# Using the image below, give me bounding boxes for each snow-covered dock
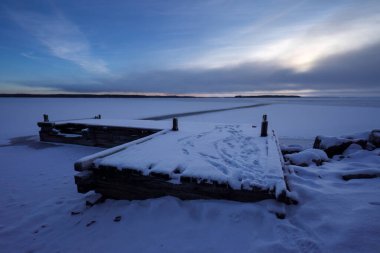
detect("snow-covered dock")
[37,117,167,147]
[38,116,287,204]
[38,117,291,203]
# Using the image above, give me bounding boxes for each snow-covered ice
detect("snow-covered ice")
[1,97,380,253]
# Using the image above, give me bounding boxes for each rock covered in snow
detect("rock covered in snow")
[341,131,370,140]
[366,142,376,151]
[343,143,363,156]
[369,130,380,147]
[285,148,328,166]
[313,135,367,158]
[280,144,304,155]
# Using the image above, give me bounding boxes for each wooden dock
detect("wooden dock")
[37,116,166,148]
[38,116,293,203]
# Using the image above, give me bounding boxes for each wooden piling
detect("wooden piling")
[260,114,268,137]
[172,117,178,131]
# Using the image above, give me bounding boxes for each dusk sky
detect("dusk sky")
[0,0,379,96]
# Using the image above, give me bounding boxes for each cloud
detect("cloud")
[9,10,109,74]
[0,82,62,94]
[20,51,42,60]
[290,42,380,88]
[35,41,379,96]
[182,2,380,73]
[4,1,380,96]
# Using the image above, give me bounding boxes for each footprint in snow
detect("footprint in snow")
[275,224,321,253]
[206,159,229,175]
[199,152,219,160]
[86,220,96,227]
[229,213,241,223]
[182,148,190,155]
[33,224,47,234]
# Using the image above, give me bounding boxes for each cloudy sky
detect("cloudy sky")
[0,0,379,96]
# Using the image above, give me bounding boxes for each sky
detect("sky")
[0,0,379,96]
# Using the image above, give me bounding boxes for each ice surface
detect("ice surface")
[182,103,380,140]
[1,97,380,253]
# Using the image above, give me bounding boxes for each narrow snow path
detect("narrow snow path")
[141,103,270,120]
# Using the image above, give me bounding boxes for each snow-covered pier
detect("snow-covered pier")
[37,116,164,147]
[38,117,291,203]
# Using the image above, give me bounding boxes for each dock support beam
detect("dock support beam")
[172,117,178,131]
[260,114,268,137]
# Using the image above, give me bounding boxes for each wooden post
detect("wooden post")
[172,118,178,131]
[260,114,268,137]
[43,114,49,122]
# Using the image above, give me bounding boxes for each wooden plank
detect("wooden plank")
[74,166,279,203]
[74,129,171,171]
[37,121,163,148]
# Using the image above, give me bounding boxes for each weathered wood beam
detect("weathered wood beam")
[74,129,171,171]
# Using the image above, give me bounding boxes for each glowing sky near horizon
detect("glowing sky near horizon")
[0,0,379,96]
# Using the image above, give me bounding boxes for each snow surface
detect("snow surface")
[181,103,380,144]
[0,97,255,143]
[92,122,286,192]
[76,129,171,171]
[1,97,380,253]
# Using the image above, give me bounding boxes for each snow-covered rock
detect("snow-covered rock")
[366,142,377,151]
[369,130,380,147]
[343,143,363,156]
[341,131,370,140]
[280,144,304,155]
[285,148,328,166]
[313,135,367,158]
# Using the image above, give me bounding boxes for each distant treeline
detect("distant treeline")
[234,95,300,98]
[0,93,301,98]
[0,94,197,98]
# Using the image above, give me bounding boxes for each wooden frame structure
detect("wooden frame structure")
[38,118,160,148]
[38,116,293,204]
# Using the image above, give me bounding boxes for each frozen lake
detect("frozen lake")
[0,96,380,253]
[1,96,380,144]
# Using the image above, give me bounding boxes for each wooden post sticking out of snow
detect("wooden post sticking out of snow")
[260,114,268,137]
[43,114,49,122]
[172,117,178,131]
